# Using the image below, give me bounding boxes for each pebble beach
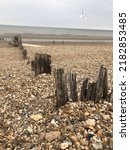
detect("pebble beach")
[0,40,113,150]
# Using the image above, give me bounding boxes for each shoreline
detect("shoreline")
[1,33,113,45]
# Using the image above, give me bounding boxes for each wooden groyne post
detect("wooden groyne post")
[80,65,108,102]
[95,65,108,102]
[11,34,22,48]
[69,73,78,102]
[31,53,51,76]
[54,68,69,109]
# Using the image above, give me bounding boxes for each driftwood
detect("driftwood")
[55,68,69,109]
[69,73,78,102]
[32,53,51,76]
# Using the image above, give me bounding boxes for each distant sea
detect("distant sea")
[0,25,113,43]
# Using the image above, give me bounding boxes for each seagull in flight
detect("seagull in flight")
[80,10,87,21]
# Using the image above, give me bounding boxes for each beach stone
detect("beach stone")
[39,132,46,143]
[31,94,37,100]
[103,114,110,120]
[95,124,101,130]
[109,138,113,149]
[27,125,33,133]
[80,138,87,146]
[83,130,88,138]
[84,111,89,116]
[92,142,103,150]
[81,145,85,149]
[51,119,59,127]
[0,129,4,136]
[69,135,78,142]
[75,141,81,149]
[45,131,60,142]
[30,114,43,121]
[18,109,23,114]
[59,142,69,149]
[84,119,96,128]
[84,146,89,150]
[87,132,94,140]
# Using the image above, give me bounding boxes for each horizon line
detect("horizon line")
[0,24,113,31]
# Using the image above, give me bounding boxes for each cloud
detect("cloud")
[0,0,112,29]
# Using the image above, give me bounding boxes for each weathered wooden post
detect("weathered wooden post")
[86,82,94,100]
[80,79,96,101]
[107,88,113,102]
[69,73,78,101]
[22,49,27,59]
[109,89,113,102]
[80,65,108,102]
[95,65,108,102]
[55,68,69,109]
[12,34,22,48]
[90,82,97,100]
[32,53,51,76]
[31,60,35,71]
[80,78,89,101]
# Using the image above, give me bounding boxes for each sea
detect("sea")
[0,24,113,43]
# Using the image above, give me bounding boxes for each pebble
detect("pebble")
[30,114,43,121]
[103,114,110,120]
[92,142,103,150]
[74,141,81,149]
[69,135,78,142]
[51,119,59,127]
[59,142,69,149]
[39,132,46,143]
[84,119,96,128]
[45,131,61,142]
[19,109,23,114]
[84,111,90,116]
[109,138,113,149]
[80,138,87,146]
[27,125,33,133]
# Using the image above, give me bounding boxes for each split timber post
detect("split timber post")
[54,68,69,109]
[80,78,89,101]
[32,53,51,76]
[69,73,78,101]
[80,65,108,102]
[80,78,96,101]
[95,65,108,102]
[12,34,22,48]
[31,60,35,71]
[22,49,27,59]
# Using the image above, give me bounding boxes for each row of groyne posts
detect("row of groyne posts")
[9,34,28,60]
[10,34,113,109]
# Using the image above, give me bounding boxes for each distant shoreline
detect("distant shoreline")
[1,33,112,44]
[0,24,113,44]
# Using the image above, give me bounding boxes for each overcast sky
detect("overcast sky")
[0,0,113,30]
